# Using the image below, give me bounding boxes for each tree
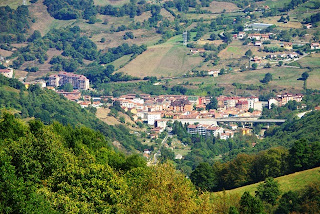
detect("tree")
[239,192,264,214]
[251,63,258,70]
[210,33,218,41]
[119,116,125,123]
[206,97,218,110]
[261,73,273,83]
[289,139,312,171]
[301,72,309,80]
[255,177,281,205]
[264,62,271,68]
[245,49,253,58]
[278,61,283,66]
[190,162,217,191]
[275,191,300,214]
[61,83,73,92]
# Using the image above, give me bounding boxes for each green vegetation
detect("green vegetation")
[0,113,211,213]
[0,6,29,44]
[43,0,97,20]
[0,75,146,152]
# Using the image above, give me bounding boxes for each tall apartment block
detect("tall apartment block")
[48,72,89,90]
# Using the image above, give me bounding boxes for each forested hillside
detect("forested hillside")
[0,113,319,213]
[0,114,212,213]
[0,75,146,152]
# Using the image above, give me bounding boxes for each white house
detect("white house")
[147,112,161,125]
[0,68,13,78]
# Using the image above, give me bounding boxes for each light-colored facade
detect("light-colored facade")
[147,112,161,125]
[48,71,89,90]
[0,68,13,78]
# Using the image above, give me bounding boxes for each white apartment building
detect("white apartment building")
[48,71,89,90]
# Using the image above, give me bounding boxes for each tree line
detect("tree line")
[190,139,320,192]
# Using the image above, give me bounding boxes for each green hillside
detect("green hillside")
[216,166,320,196]
[0,75,147,152]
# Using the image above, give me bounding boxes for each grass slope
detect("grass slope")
[0,0,30,9]
[117,34,203,78]
[215,167,320,196]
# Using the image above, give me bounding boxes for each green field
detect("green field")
[94,0,130,6]
[108,54,132,70]
[0,0,29,8]
[264,0,291,9]
[298,54,320,68]
[169,66,311,91]
[215,167,320,197]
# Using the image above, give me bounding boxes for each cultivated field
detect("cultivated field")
[117,34,203,78]
[207,1,239,13]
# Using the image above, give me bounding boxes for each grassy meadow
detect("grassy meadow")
[214,166,320,197]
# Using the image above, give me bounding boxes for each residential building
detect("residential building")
[0,68,13,78]
[48,71,90,90]
[311,43,320,50]
[147,112,161,125]
[268,98,279,109]
[276,93,303,106]
[207,70,220,77]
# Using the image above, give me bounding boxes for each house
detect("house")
[0,68,13,78]
[147,112,161,126]
[288,52,299,58]
[260,34,270,41]
[233,34,238,40]
[241,128,252,135]
[57,90,81,101]
[255,41,262,46]
[248,33,269,41]
[206,126,224,137]
[276,93,303,106]
[268,98,279,109]
[190,48,206,54]
[170,99,193,112]
[311,43,320,50]
[305,23,312,29]
[251,56,262,63]
[207,70,220,77]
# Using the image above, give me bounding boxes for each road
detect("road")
[148,135,168,166]
[163,118,286,125]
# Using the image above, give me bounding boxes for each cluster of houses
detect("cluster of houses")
[60,92,304,128]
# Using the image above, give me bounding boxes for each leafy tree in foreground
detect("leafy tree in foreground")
[255,177,281,205]
[275,191,300,214]
[239,192,264,214]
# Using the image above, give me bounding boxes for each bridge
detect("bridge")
[164,118,286,126]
